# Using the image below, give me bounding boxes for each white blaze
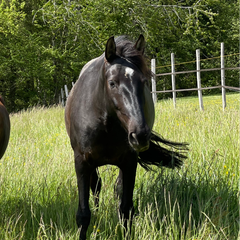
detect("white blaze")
[125,67,134,78]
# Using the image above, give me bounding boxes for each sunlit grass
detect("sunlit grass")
[0,93,239,239]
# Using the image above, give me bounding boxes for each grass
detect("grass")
[0,93,239,240]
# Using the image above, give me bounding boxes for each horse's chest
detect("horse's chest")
[85,129,131,164]
[93,130,128,152]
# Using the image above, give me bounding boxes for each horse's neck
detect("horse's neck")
[79,55,102,79]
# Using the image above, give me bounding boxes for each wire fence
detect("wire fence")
[60,43,240,111]
[151,43,240,111]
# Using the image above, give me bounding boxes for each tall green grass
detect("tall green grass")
[0,93,239,239]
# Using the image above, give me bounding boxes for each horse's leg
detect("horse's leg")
[90,168,102,208]
[74,152,93,240]
[119,154,138,235]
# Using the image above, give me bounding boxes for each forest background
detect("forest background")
[0,0,239,112]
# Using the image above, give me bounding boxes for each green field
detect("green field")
[0,93,239,240]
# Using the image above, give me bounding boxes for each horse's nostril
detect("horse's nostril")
[129,131,150,152]
[129,133,139,146]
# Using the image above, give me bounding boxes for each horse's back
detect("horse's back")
[0,99,10,159]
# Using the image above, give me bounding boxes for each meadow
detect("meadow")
[0,93,239,240]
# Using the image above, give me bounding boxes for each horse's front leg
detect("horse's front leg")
[118,153,138,235]
[74,152,93,240]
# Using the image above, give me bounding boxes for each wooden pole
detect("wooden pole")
[196,49,204,111]
[171,53,176,108]
[61,88,64,106]
[64,85,69,98]
[221,42,226,110]
[151,59,157,104]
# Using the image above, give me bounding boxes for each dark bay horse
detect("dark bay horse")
[0,95,10,160]
[65,35,187,240]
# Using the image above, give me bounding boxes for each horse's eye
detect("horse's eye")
[109,81,115,89]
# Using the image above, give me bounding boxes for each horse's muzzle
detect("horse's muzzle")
[129,132,150,152]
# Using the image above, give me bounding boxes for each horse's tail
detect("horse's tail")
[138,132,188,170]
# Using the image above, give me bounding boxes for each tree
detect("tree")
[0,0,239,111]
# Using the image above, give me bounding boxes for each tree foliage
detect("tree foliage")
[0,0,239,111]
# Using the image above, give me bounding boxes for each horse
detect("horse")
[65,35,188,240]
[0,95,10,160]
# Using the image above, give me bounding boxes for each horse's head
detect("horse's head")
[104,35,155,152]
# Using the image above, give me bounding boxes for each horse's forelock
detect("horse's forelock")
[114,36,151,79]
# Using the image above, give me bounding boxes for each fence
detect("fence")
[151,42,240,110]
[60,43,240,110]
[59,82,74,107]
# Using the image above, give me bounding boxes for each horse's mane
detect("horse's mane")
[114,36,152,79]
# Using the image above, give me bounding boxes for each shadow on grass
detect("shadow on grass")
[0,184,79,239]
[134,170,239,239]
[0,169,239,239]
[0,179,120,240]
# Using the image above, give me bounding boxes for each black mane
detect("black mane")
[114,36,152,79]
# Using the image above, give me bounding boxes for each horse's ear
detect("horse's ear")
[105,36,116,62]
[134,34,145,54]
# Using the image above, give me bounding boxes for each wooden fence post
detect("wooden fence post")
[221,42,226,110]
[64,85,69,99]
[61,88,64,106]
[196,49,204,111]
[171,53,176,108]
[151,59,157,104]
